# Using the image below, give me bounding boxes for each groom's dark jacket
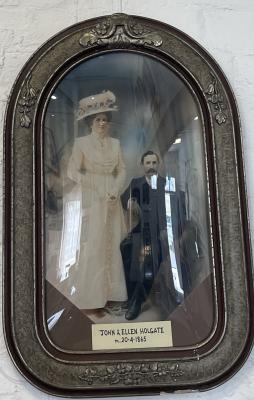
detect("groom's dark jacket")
[121,175,171,288]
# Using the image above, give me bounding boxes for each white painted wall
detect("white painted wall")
[1,0,254,399]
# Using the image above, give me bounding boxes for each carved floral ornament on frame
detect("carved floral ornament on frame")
[3,13,253,397]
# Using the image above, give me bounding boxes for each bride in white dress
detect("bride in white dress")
[67,91,127,311]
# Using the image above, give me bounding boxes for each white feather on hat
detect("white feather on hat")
[76,90,118,120]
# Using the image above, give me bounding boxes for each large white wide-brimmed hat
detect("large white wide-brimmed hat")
[76,90,118,120]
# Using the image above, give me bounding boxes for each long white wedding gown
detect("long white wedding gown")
[66,130,127,309]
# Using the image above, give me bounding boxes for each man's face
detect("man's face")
[142,154,159,177]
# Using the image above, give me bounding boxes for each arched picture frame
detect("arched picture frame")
[3,13,254,396]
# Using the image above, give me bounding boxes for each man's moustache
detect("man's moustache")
[148,169,156,173]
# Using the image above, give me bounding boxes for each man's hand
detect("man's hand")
[127,198,141,218]
[127,197,138,209]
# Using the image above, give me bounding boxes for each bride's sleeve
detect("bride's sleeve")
[113,140,126,195]
[67,140,85,184]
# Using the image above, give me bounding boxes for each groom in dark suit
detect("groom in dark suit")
[121,151,177,320]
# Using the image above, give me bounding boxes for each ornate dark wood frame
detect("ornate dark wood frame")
[3,13,254,396]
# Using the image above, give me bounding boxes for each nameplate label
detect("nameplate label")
[92,321,172,350]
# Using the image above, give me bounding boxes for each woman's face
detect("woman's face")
[91,113,109,136]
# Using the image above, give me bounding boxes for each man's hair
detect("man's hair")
[141,150,160,164]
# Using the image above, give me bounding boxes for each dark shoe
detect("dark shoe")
[125,297,142,320]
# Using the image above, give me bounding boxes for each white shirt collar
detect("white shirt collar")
[145,174,158,189]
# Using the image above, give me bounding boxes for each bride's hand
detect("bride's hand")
[106,192,118,202]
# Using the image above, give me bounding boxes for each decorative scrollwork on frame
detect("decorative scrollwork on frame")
[78,362,184,386]
[205,74,227,125]
[18,74,37,128]
[79,14,163,48]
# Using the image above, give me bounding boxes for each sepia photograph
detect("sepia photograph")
[44,51,214,352]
